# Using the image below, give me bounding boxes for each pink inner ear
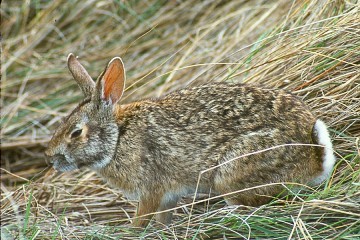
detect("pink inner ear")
[103,59,125,103]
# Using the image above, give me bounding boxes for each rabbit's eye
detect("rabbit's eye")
[71,129,83,138]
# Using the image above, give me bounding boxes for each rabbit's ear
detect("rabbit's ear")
[95,57,125,105]
[67,53,95,97]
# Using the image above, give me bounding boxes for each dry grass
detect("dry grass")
[1,0,359,239]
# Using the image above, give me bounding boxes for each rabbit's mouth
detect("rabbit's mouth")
[49,154,78,172]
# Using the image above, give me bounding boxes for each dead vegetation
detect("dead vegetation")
[1,0,359,239]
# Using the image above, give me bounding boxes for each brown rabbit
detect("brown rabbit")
[45,53,335,227]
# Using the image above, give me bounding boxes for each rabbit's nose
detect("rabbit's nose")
[44,154,53,166]
[44,150,54,165]
[44,148,55,157]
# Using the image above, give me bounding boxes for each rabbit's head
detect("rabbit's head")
[45,53,125,172]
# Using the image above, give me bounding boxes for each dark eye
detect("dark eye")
[71,129,82,138]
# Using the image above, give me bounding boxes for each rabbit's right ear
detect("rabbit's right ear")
[94,57,125,106]
[67,53,95,97]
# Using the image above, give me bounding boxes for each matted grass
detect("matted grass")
[1,0,359,239]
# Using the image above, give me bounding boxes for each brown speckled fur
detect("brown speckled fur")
[45,54,326,227]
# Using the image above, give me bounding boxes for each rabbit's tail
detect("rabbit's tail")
[311,119,336,184]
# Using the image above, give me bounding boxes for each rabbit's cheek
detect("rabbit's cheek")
[53,161,77,172]
[51,154,78,172]
[89,155,112,170]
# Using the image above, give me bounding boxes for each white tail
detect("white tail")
[312,119,336,184]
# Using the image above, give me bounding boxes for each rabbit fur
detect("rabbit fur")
[45,53,335,227]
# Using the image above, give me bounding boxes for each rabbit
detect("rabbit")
[45,53,336,227]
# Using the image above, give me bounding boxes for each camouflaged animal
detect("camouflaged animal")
[45,53,335,227]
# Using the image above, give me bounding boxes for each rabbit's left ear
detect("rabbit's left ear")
[95,57,125,105]
[67,53,95,97]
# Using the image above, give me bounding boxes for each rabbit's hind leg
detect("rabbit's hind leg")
[223,190,274,207]
[220,183,283,207]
